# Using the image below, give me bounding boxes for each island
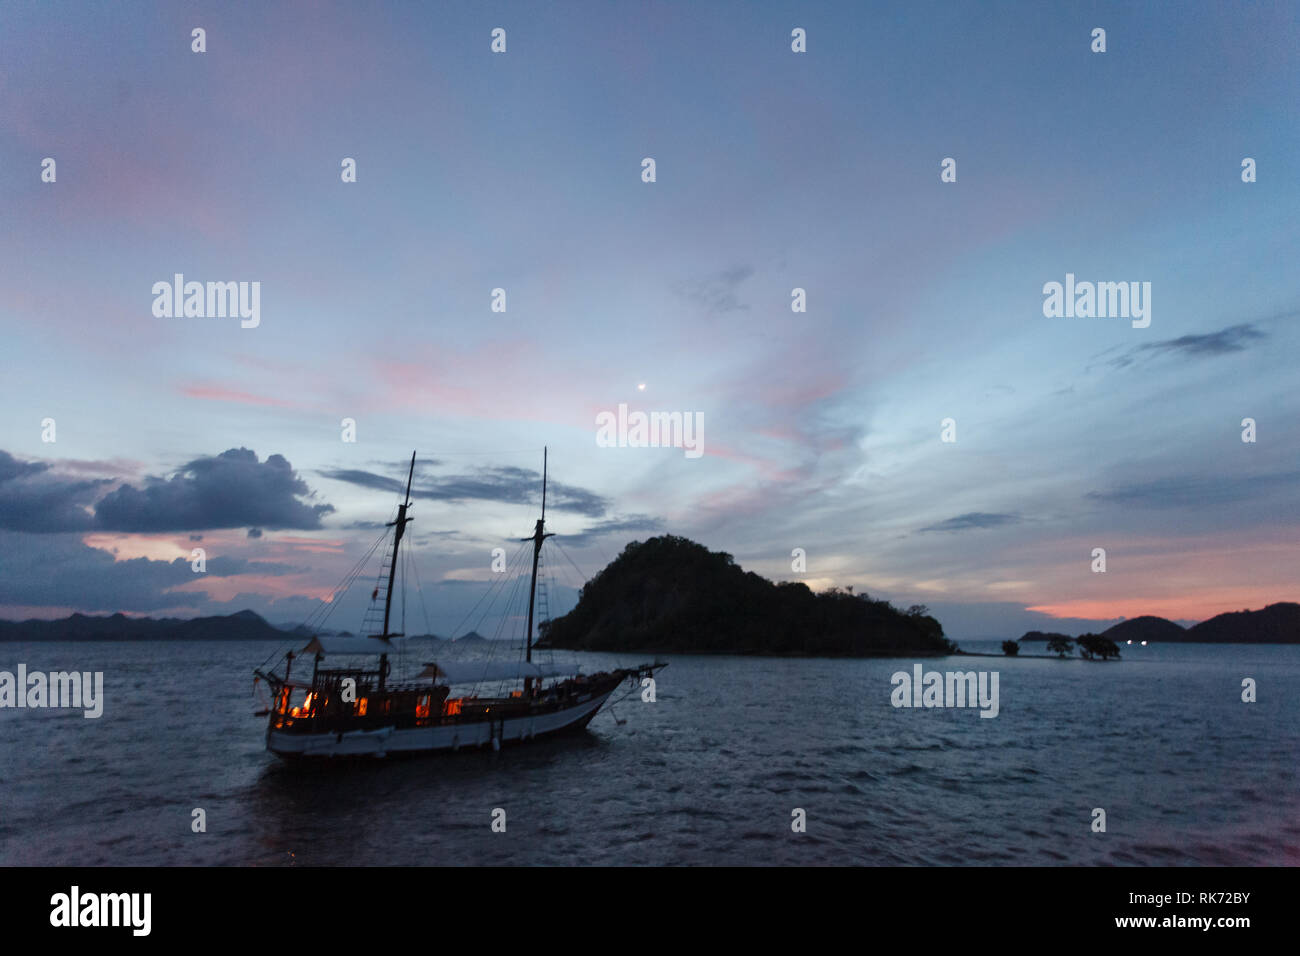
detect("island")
[0,608,291,642]
[1017,603,1300,645]
[535,535,953,657]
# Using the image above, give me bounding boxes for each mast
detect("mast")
[523,447,554,663]
[382,451,416,638]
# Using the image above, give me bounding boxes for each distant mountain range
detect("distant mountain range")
[0,609,290,642]
[0,610,486,643]
[4,597,1295,648]
[1019,603,1300,644]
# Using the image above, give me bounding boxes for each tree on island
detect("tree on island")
[1018,630,1072,643]
[1001,640,1020,656]
[1046,636,1074,658]
[1076,633,1122,661]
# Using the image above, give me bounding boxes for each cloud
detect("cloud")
[1108,323,1265,368]
[1,449,334,535]
[320,464,609,518]
[919,512,1022,533]
[0,531,303,612]
[319,468,405,495]
[94,448,334,532]
[673,265,754,314]
[1085,471,1300,509]
[0,451,109,532]
[561,514,665,545]
[180,385,301,408]
[0,452,45,483]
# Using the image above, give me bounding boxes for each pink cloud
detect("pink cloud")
[1027,591,1292,625]
[181,384,303,409]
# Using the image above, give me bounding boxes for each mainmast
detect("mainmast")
[382,451,416,639]
[523,447,554,664]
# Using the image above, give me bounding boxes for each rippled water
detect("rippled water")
[1,639,1296,865]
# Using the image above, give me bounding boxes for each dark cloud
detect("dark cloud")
[919,512,1022,533]
[94,448,334,532]
[673,265,754,314]
[196,555,300,577]
[1107,323,1265,369]
[0,450,108,532]
[384,456,442,472]
[321,464,609,518]
[1085,471,1300,509]
[247,527,263,538]
[0,451,47,483]
[0,531,302,612]
[0,448,332,535]
[560,514,665,545]
[1139,323,1266,356]
[320,468,405,495]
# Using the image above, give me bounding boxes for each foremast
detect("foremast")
[375,450,416,689]
[522,447,554,690]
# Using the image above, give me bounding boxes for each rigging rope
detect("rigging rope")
[441,539,529,641]
[256,527,389,670]
[552,539,593,589]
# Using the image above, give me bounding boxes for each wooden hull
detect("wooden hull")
[266,687,614,759]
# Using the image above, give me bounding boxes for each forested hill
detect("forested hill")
[535,535,951,656]
[1018,603,1300,644]
[1184,603,1300,643]
[0,609,289,641]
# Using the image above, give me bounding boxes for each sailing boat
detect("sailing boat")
[254,449,664,759]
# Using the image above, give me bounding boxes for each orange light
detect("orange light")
[357,697,368,716]
[443,698,463,716]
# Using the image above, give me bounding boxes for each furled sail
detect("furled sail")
[301,636,396,656]
[419,660,580,684]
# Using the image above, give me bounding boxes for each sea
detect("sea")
[1,639,1296,865]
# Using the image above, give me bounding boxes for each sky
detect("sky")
[1,1,1297,641]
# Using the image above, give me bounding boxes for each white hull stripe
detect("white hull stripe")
[267,691,612,757]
